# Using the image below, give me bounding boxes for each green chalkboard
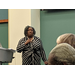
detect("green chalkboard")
[40,10,75,65]
[0,23,8,65]
[0,9,8,20]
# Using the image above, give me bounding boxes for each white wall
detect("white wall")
[31,9,40,37]
[8,9,40,65]
[8,9,31,65]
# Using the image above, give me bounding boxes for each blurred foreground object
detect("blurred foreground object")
[48,43,75,65]
[0,47,16,65]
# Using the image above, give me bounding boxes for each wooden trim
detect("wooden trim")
[0,19,8,23]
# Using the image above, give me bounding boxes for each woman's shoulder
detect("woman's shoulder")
[34,36,43,44]
[19,37,25,42]
[34,36,40,40]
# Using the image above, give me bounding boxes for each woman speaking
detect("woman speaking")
[16,26,48,65]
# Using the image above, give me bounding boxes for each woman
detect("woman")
[56,33,75,48]
[16,26,48,65]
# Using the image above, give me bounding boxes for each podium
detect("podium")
[0,47,16,65]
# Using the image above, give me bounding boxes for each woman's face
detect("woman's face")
[27,27,33,37]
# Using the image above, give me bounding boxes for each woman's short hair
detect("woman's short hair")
[24,26,36,36]
[56,33,75,49]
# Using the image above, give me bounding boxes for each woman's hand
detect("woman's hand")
[25,38,33,45]
[25,39,31,45]
[44,61,48,65]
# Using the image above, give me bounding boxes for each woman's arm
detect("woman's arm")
[32,36,47,62]
[16,38,26,53]
[40,40,48,64]
[17,37,32,53]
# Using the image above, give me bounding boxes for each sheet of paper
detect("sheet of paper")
[0,47,16,53]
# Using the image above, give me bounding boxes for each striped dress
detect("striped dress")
[16,36,47,65]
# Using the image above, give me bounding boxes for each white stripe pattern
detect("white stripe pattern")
[16,36,47,65]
